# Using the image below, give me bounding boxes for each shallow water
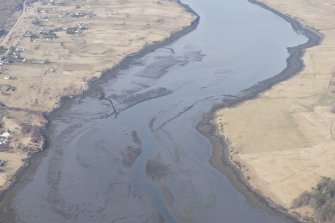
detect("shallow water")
[0,0,307,222]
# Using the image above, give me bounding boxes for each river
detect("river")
[0,0,308,222]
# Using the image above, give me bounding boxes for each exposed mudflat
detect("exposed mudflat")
[218,0,335,222]
[0,0,309,222]
[0,0,194,192]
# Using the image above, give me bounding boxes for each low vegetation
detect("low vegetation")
[293,177,335,222]
[0,0,195,191]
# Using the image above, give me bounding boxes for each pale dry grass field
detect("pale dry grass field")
[0,151,26,189]
[0,0,24,32]
[217,0,335,221]
[0,0,194,191]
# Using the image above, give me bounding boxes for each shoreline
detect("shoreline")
[45,0,200,107]
[197,117,301,223]
[0,0,200,212]
[198,0,321,222]
[0,0,322,222]
[211,0,321,108]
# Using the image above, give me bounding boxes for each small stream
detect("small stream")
[0,0,308,222]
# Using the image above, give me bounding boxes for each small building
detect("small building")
[24,31,32,37]
[66,24,88,35]
[39,29,57,40]
[0,130,11,145]
[1,131,11,138]
[0,138,8,145]
[71,12,88,18]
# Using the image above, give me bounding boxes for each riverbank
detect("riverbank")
[0,0,196,194]
[211,0,335,222]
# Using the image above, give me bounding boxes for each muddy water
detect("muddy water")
[0,0,307,222]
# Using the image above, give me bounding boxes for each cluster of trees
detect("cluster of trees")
[293,177,335,222]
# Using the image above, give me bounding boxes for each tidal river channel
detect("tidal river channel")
[0,0,308,222]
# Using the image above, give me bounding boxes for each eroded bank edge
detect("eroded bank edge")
[198,0,321,222]
[0,0,200,212]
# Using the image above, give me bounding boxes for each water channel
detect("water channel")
[0,0,308,222]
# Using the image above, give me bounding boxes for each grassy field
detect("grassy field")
[217,0,335,221]
[0,0,194,191]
